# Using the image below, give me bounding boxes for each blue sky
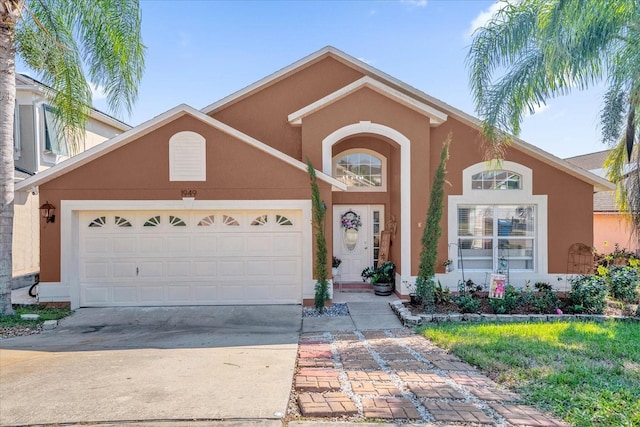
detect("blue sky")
[23,0,609,159]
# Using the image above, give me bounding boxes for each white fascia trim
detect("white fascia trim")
[322,121,411,282]
[202,47,337,114]
[200,45,606,192]
[16,104,347,194]
[61,199,313,309]
[288,76,447,126]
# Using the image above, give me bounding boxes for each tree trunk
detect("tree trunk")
[0,2,22,315]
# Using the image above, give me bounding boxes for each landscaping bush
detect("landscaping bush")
[455,294,481,313]
[569,275,608,314]
[530,282,561,314]
[606,265,640,303]
[488,285,523,314]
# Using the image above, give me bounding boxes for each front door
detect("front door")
[333,205,384,282]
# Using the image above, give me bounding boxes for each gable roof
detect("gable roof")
[15,104,347,193]
[202,46,613,193]
[288,76,448,126]
[15,73,131,132]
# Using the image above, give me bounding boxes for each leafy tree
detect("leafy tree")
[417,136,450,312]
[467,0,640,241]
[0,0,145,314]
[306,159,329,311]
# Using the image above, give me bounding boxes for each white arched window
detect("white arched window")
[332,149,386,192]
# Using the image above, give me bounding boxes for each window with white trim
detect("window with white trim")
[169,131,206,181]
[449,161,547,274]
[458,205,535,271]
[332,149,386,191]
[471,170,521,190]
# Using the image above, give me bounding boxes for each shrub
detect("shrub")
[530,282,561,314]
[434,280,452,304]
[488,285,523,314]
[607,266,639,303]
[569,275,608,314]
[455,294,481,313]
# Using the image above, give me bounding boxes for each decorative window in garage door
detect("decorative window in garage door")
[115,216,132,227]
[89,216,106,227]
[276,215,293,226]
[144,216,161,227]
[251,215,268,226]
[169,215,187,227]
[197,215,215,226]
[223,215,239,226]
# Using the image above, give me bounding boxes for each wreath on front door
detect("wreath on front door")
[340,210,362,231]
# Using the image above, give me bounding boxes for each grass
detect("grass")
[0,305,72,328]
[418,321,640,427]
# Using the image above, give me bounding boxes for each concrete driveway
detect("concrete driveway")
[0,306,301,426]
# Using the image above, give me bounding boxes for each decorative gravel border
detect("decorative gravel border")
[389,300,640,327]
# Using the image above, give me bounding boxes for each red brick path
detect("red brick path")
[293,330,569,426]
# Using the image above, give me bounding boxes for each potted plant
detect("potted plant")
[361,261,395,296]
[332,256,342,276]
[442,259,453,273]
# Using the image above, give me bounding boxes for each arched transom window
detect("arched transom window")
[332,149,386,191]
[471,170,522,190]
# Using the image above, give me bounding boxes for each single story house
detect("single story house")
[15,47,613,308]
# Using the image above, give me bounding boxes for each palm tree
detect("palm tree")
[0,0,145,314]
[467,0,639,242]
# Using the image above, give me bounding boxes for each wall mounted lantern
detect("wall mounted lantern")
[39,201,56,223]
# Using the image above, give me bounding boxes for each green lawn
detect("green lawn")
[418,321,640,427]
[0,305,72,328]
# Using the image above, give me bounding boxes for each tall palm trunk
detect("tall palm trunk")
[0,1,22,315]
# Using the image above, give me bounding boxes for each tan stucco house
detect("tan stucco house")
[12,74,130,287]
[15,47,613,308]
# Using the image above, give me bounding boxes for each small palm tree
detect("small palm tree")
[0,0,145,314]
[467,0,639,241]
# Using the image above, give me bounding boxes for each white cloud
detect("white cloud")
[466,1,505,38]
[401,0,428,7]
[89,82,106,100]
[357,57,374,65]
[525,103,550,117]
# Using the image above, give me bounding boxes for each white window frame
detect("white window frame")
[449,161,548,274]
[169,131,206,181]
[332,148,387,192]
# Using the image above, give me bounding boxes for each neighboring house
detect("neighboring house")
[565,149,638,254]
[15,47,613,308]
[12,74,130,287]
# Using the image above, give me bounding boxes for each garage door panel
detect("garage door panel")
[192,236,218,254]
[84,262,110,280]
[166,236,191,254]
[84,238,109,255]
[140,286,165,303]
[194,285,219,301]
[218,235,244,252]
[112,237,137,255]
[138,261,163,278]
[246,260,273,275]
[83,286,110,305]
[139,237,164,254]
[113,286,138,304]
[113,262,137,278]
[193,261,217,277]
[219,260,245,276]
[167,261,191,277]
[79,210,302,307]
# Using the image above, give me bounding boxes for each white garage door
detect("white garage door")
[78,210,302,307]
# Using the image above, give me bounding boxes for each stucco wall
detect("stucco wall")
[594,214,637,253]
[39,114,322,282]
[12,191,40,277]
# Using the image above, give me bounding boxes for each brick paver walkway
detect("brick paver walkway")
[293,329,569,426]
